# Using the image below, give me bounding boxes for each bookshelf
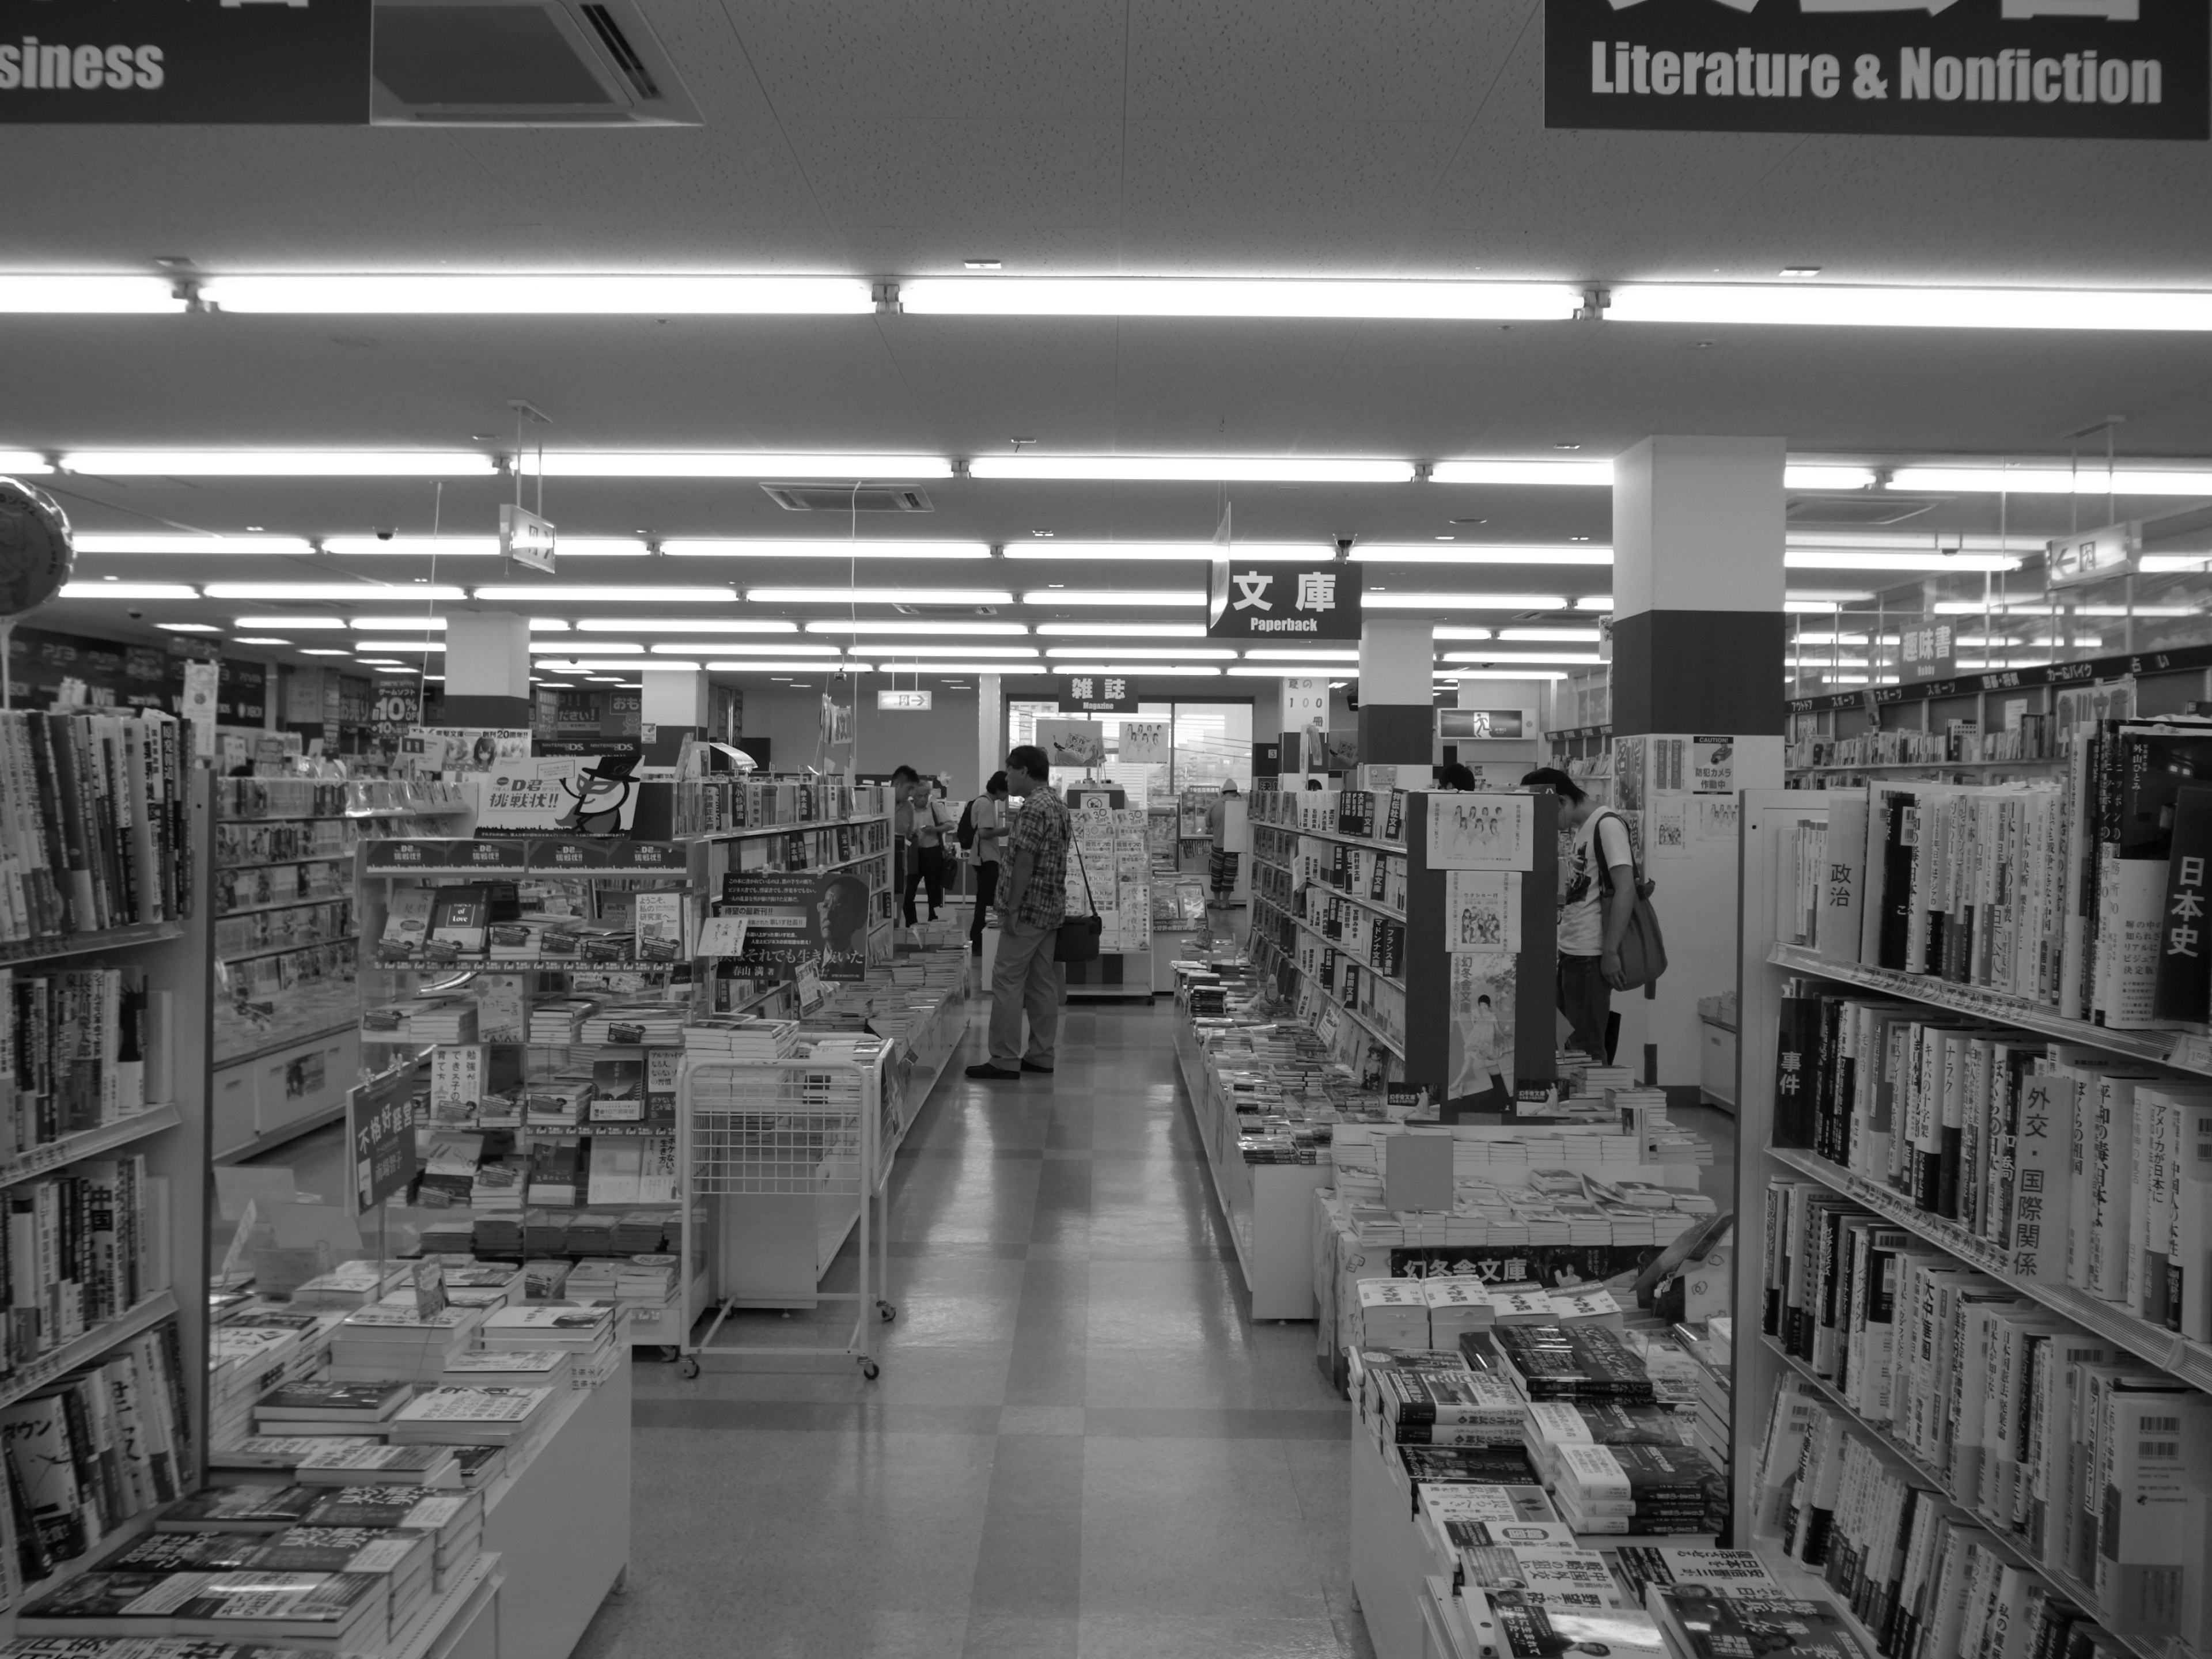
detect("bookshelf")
[1734,786,2212,1657]
[211,775,469,1162]
[0,751,211,1642]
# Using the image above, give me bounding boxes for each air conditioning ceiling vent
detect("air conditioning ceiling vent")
[762,485,935,513]
[372,0,700,126]
[1787,493,1945,527]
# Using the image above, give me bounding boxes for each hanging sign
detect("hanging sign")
[1207,562,1362,642]
[348,1067,419,1215]
[0,0,374,125]
[2047,520,2142,588]
[1282,676,1332,728]
[1059,674,1137,713]
[1898,621,1957,682]
[877,689,933,710]
[1546,0,2207,141]
[499,505,556,574]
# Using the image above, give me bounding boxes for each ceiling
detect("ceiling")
[12,0,2212,681]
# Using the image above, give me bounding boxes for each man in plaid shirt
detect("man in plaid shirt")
[968,744,1074,1080]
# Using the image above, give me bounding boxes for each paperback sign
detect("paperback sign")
[1207,562,1362,642]
[1546,0,2207,140]
[0,0,373,124]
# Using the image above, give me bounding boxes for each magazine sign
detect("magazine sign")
[348,1067,419,1215]
[1545,0,2207,141]
[1208,562,1361,642]
[0,0,374,125]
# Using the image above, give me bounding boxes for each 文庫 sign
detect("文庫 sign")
[1207,563,1362,642]
[1546,0,2206,140]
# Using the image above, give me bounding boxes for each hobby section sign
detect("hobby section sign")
[1546,0,2206,139]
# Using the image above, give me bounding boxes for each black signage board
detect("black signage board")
[1547,0,2206,141]
[1207,562,1362,642]
[1785,639,2212,714]
[0,0,374,124]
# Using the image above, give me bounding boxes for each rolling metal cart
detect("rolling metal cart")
[674,1040,896,1378]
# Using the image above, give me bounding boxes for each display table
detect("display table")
[482,1361,631,1659]
[1170,1016,1331,1320]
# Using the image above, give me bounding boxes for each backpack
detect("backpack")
[1592,809,1668,990]
[955,799,976,852]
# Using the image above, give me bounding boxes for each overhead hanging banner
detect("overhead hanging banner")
[1207,562,1362,642]
[1545,0,2207,141]
[0,0,374,124]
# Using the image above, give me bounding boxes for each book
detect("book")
[1645,1584,1874,1658]
[378,888,435,961]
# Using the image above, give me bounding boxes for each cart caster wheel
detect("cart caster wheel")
[878,1301,897,1322]
[860,1359,881,1380]
[678,1358,700,1380]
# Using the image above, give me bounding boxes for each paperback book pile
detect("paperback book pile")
[683,1016,801,1060]
[157,1483,321,1532]
[213,1435,459,1488]
[408,1000,479,1044]
[1522,1400,1700,1486]
[419,1213,479,1255]
[327,1305,487,1383]
[579,1005,685,1047]
[389,1384,556,1446]
[19,1564,389,1650]
[209,1314,326,1449]
[1550,1442,1727,1537]
[1357,1280,1432,1350]
[479,1304,615,1369]
[300,1484,485,1593]
[1456,1541,1623,1606]
[251,1379,412,1439]
[1645,1584,1872,1659]
[1370,1355,1526,1448]
[441,1346,572,1391]
[113,1522,434,1641]
[1482,1324,1658,1404]
[529,997,599,1044]
[290,1260,405,1309]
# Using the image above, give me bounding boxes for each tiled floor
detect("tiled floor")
[571,999,1377,1659]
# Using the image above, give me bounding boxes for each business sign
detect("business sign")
[2048,520,2141,588]
[1208,562,1362,642]
[1546,0,2207,140]
[348,1067,420,1215]
[1059,675,1138,713]
[499,504,556,574]
[1898,621,1957,681]
[0,0,374,125]
[877,689,934,711]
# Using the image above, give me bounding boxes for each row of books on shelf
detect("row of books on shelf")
[1303,889,1409,975]
[429,1134,681,1211]
[2,965,152,1150]
[669,777,895,836]
[215,775,468,821]
[2,1160,163,1368]
[213,897,351,962]
[1788,717,2056,772]
[213,855,349,916]
[1255,830,1410,911]
[418,1208,675,1257]
[0,709,191,948]
[1763,1162,2212,1643]
[1249,781,1412,840]
[1782,713,2212,1032]
[1773,986,2212,1333]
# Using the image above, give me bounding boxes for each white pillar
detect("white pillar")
[443,611,529,726]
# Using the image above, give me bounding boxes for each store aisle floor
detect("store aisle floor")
[575,998,1371,1659]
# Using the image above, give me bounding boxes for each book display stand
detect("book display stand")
[1063,784,1157,1001]
[1733,781,2212,1659]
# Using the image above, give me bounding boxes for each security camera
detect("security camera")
[127,609,144,620]
[1335,536,1355,560]
[374,528,395,541]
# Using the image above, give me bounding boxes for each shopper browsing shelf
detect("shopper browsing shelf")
[891,764,919,921]
[1522,766,1636,1063]
[897,769,950,925]
[1206,779,1240,907]
[960,771,1010,957]
[967,746,1071,1081]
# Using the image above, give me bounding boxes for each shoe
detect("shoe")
[1020,1060,1054,1074]
[966,1062,1023,1081]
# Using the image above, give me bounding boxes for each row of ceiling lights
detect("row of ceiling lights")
[14,451,2212,495]
[13,272,2212,332]
[66,582,1615,607]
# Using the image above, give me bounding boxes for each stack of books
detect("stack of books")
[441,1347,573,1392]
[389,1385,557,1448]
[213,1435,460,1488]
[1644,1585,1868,1659]
[113,1524,436,1643]
[1550,1442,1726,1537]
[525,1143,578,1206]
[1371,1356,1524,1449]
[209,1316,324,1449]
[418,1134,485,1207]
[614,1212,669,1253]
[521,1256,571,1298]
[407,1000,479,1045]
[683,1017,802,1060]
[563,1258,622,1300]
[468,1160,524,1218]
[618,1254,679,1304]
[18,1564,391,1650]
[300,1485,486,1593]
[1522,1400,1700,1486]
[1357,1279,1433,1349]
[524,1081,593,1128]
[441,1262,522,1308]
[579,1005,685,1046]
[473,1207,523,1257]
[289,1260,405,1310]
[1610,1546,1775,1605]
[1425,1278,1496,1347]
[480,1305,618,1383]
[1482,1324,1657,1404]
[157,1484,323,1533]
[327,1305,487,1384]
[251,1379,414,1440]
[529,998,599,1044]
[567,1213,619,1255]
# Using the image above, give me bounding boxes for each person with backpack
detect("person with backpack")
[1521,766,1645,1064]
[957,771,1010,957]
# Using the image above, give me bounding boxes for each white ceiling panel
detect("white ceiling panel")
[780,119,1125,230]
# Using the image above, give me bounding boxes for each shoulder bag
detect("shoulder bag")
[1053,834,1103,963]
[1593,809,1668,989]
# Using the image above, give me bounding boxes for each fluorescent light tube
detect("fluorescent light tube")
[1571,597,1613,611]
[525,453,952,480]
[75,533,314,555]
[1019,591,1205,607]
[653,642,839,656]
[370,665,416,675]
[207,583,469,600]
[578,618,796,633]
[355,657,404,665]
[1227,665,1334,677]
[351,616,448,630]
[474,585,736,603]
[1435,627,1497,641]
[324,535,502,557]
[533,641,640,654]
[1430,460,1612,486]
[250,617,351,630]
[155,622,221,633]
[1042,646,1234,660]
[537,658,699,672]
[804,620,1031,635]
[1890,465,2212,495]
[0,275,184,313]
[1243,647,1360,661]
[1785,465,1880,490]
[705,660,881,674]
[66,451,497,476]
[528,620,571,630]
[301,648,351,656]
[1442,650,1604,664]
[661,539,987,559]
[1785,550,2017,571]
[551,538,650,558]
[1365,593,1568,611]
[1609,282,2212,331]
[1003,541,1319,562]
[232,638,292,646]
[1035,622,1204,638]
[353,641,444,654]
[899,276,1581,321]
[0,450,51,474]
[199,274,876,315]
[864,645,1039,657]
[1048,664,1223,677]
[1446,669,1569,681]
[1350,544,1612,565]
[970,456,1415,484]
[747,588,1012,605]
[2139,555,2212,573]
[59,582,198,599]
[1783,590,1876,605]
[1498,627,1602,642]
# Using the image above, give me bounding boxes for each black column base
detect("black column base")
[1358,703,1432,766]
[1611,610,1785,735]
